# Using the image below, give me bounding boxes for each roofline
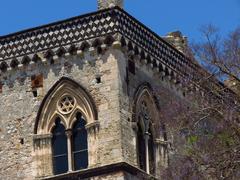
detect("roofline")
[0,6,238,103]
[0,7,110,39]
[0,6,188,61]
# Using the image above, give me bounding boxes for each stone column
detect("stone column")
[65,129,73,172]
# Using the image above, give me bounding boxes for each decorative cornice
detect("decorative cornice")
[0,7,237,104]
[85,121,100,134]
[33,134,52,140]
[0,7,198,86]
[0,8,118,59]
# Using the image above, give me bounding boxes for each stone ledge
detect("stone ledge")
[42,162,157,180]
[155,139,169,145]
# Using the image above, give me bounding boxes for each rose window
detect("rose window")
[58,95,76,114]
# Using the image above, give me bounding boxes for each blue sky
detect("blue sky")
[0,0,239,42]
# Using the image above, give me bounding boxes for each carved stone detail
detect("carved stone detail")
[58,95,76,115]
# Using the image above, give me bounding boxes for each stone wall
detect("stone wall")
[117,50,194,178]
[0,45,207,180]
[0,48,125,179]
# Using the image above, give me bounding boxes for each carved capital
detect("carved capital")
[85,121,100,134]
[65,129,72,138]
[155,138,169,145]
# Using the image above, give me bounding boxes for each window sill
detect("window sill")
[41,162,158,180]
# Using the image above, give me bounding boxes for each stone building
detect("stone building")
[0,0,237,180]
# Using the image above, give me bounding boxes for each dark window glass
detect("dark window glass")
[52,118,68,175]
[137,123,146,171]
[72,113,88,170]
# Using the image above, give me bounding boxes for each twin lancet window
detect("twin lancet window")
[34,78,98,177]
[134,87,168,176]
[137,101,155,174]
[34,79,167,177]
[52,96,88,174]
[52,114,88,174]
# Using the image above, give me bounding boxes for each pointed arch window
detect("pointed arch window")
[133,86,169,176]
[136,101,155,174]
[72,113,88,170]
[34,77,98,178]
[51,113,89,175]
[52,118,68,175]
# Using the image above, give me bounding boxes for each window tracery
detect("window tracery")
[33,77,98,177]
[133,85,169,176]
[58,95,76,114]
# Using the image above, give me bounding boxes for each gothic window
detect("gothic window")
[52,118,68,175]
[34,77,98,178]
[136,100,156,174]
[134,85,169,176]
[51,113,89,175]
[72,113,88,170]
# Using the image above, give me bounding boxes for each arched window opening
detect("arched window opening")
[137,122,146,171]
[72,113,88,170]
[136,100,156,174]
[34,77,98,178]
[52,118,68,175]
[133,88,160,176]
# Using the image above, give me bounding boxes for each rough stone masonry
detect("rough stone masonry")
[0,1,235,180]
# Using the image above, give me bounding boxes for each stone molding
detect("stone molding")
[33,134,52,150]
[35,77,98,134]
[155,138,169,145]
[42,162,158,180]
[85,121,100,133]
[33,134,53,140]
